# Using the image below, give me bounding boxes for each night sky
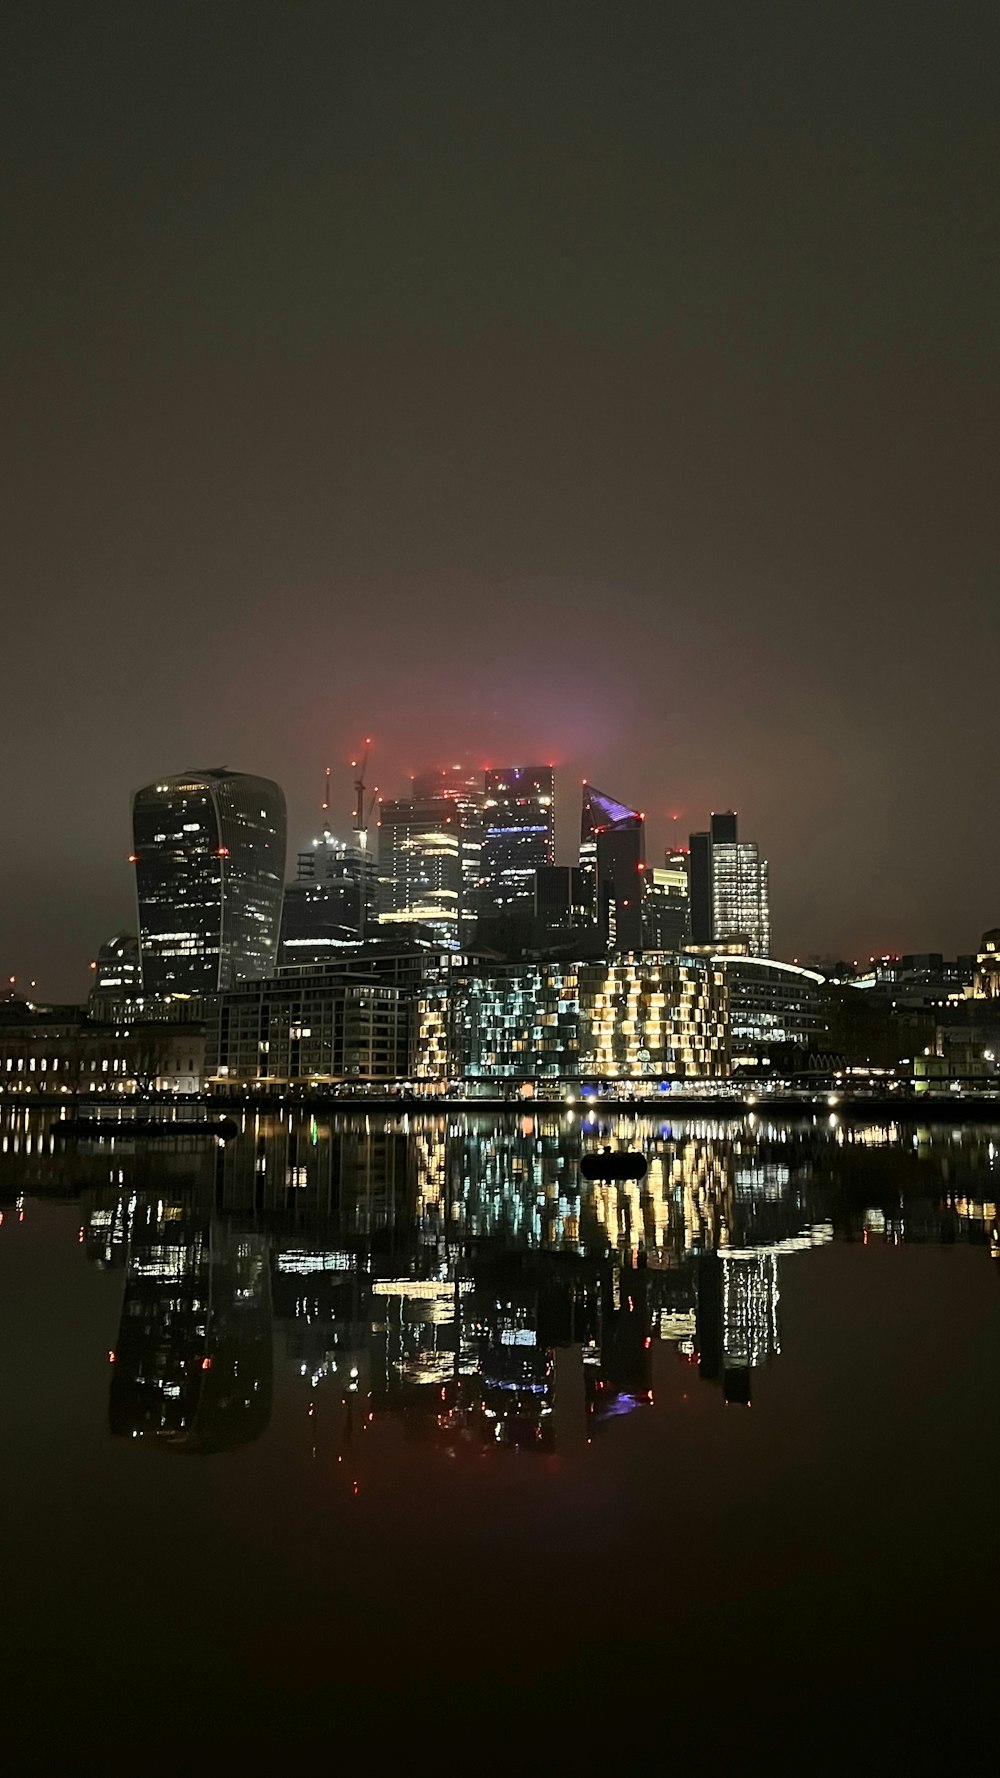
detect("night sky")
[3,2,997,998]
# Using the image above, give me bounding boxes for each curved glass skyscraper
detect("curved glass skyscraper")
[132,770,286,996]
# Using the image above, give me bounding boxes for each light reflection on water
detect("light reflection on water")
[1,1106,998,1456]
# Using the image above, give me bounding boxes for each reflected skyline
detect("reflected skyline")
[17,1106,988,1456]
[3,1096,1000,1766]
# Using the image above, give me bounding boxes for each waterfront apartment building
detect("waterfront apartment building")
[377,797,462,944]
[480,767,555,915]
[132,770,286,996]
[417,953,729,1083]
[208,969,412,1086]
[206,939,443,1087]
[689,811,770,956]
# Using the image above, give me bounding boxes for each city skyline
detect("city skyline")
[1,740,992,999]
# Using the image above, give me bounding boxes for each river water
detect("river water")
[1,1105,997,1768]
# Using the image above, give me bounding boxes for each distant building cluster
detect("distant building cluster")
[2,753,999,1098]
[121,761,774,997]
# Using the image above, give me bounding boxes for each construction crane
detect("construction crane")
[351,738,379,846]
[350,739,379,941]
[321,766,333,846]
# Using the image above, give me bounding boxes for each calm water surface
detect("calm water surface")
[2,1107,998,1768]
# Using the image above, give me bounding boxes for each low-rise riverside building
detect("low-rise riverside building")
[712,956,830,1066]
[0,1005,205,1094]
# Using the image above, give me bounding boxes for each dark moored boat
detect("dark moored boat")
[56,1116,239,1142]
[580,1147,648,1182]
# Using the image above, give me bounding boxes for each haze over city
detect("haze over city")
[6,11,1000,1771]
[3,4,997,998]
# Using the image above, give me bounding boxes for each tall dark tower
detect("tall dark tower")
[480,767,555,915]
[580,784,645,953]
[132,769,286,996]
[689,831,714,943]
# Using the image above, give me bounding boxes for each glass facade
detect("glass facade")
[279,880,361,968]
[641,851,691,950]
[689,812,770,956]
[481,767,555,914]
[296,835,378,933]
[411,768,485,939]
[719,956,828,1061]
[132,770,286,996]
[688,830,713,943]
[534,865,593,928]
[377,799,462,943]
[711,841,770,955]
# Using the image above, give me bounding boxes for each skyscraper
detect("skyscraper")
[689,830,714,943]
[688,811,770,956]
[108,1200,273,1453]
[641,848,691,950]
[296,836,378,932]
[534,865,592,930]
[580,783,645,953]
[279,879,360,968]
[411,767,486,939]
[294,766,379,939]
[480,767,555,916]
[132,770,286,996]
[377,797,462,943]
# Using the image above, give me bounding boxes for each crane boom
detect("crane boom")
[349,739,374,942]
[322,766,332,845]
[351,739,372,840]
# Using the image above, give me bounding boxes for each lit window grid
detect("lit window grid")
[452,959,728,1080]
[711,844,770,956]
